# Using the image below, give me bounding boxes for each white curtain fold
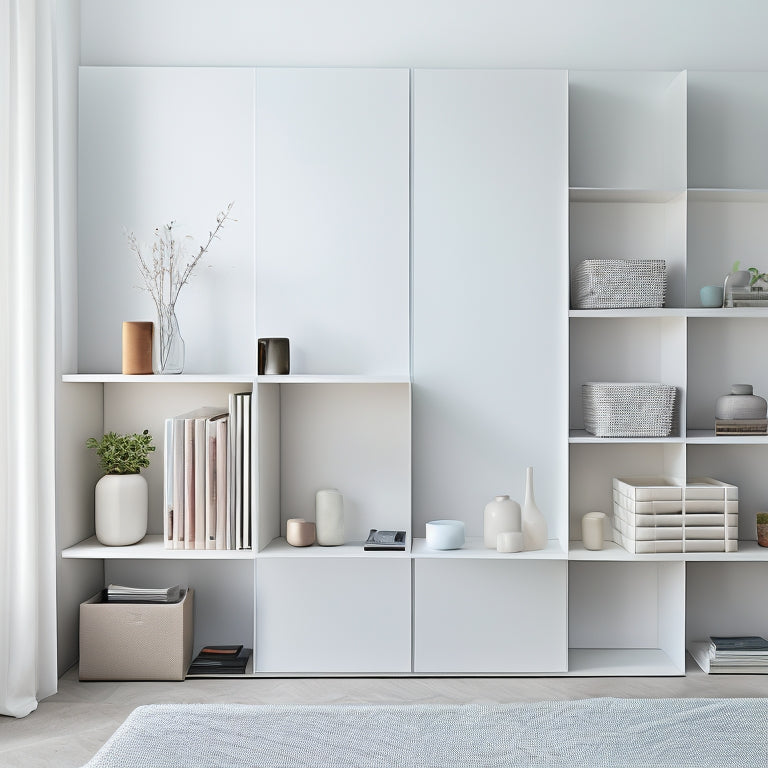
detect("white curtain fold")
[1,0,59,718]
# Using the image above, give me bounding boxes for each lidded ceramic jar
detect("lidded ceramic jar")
[483,494,522,549]
[715,384,767,420]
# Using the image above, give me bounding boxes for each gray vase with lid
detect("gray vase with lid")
[715,384,767,420]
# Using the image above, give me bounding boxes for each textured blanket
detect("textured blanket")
[82,698,768,767]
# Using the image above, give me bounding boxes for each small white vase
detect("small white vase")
[315,489,344,546]
[95,473,148,546]
[522,466,547,551]
[483,495,521,549]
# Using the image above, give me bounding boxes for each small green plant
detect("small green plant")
[757,513,768,525]
[86,430,155,475]
[731,261,768,287]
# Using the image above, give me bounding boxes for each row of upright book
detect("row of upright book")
[164,392,252,550]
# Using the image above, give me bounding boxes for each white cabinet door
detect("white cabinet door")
[412,69,569,544]
[256,557,411,673]
[78,67,256,375]
[414,559,567,673]
[255,68,410,376]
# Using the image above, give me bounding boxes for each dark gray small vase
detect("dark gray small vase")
[258,337,290,375]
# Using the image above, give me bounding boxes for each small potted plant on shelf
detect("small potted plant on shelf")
[86,430,155,546]
[757,513,768,548]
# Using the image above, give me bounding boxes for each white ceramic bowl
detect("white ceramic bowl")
[425,519,465,550]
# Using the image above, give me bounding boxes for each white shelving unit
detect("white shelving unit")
[58,66,768,680]
[568,69,768,674]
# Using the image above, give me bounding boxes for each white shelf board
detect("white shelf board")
[258,537,411,558]
[568,541,683,562]
[688,188,768,203]
[62,373,254,384]
[411,537,566,560]
[683,541,768,562]
[686,429,768,444]
[570,308,768,319]
[567,648,683,676]
[569,430,683,444]
[255,374,410,384]
[569,187,685,203]
[685,308,768,318]
[569,540,768,562]
[568,308,686,318]
[61,534,256,559]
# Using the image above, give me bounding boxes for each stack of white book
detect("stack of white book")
[163,392,252,550]
[612,476,738,554]
[688,636,768,674]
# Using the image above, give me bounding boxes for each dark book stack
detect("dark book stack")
[187,645,252,676]
[707,635,768,673]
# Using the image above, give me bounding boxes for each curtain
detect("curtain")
[0,0,59,718]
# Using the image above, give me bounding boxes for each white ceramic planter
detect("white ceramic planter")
[95,473,148,546]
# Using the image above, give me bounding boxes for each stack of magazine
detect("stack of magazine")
[187,645,252,676]
[689,635,768,674]
[103,584,182,603]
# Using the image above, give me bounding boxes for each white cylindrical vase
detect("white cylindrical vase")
[315,489,344,546]
[582,512,606,551]
[94,473,148,546]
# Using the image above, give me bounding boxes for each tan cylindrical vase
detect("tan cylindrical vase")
[122,321,153,374]
[286,518,315,547]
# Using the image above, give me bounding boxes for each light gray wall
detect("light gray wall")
[81,0,768,70]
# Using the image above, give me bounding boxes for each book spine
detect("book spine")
[227,392,237,550]
[163,417,174,549]
[235,394,243,549]
[184,418,195,549]
[194,417,207,550]
[172,417,186,550]
[216,417,229,550]
[205,419,217,550]
[242,392,251,549]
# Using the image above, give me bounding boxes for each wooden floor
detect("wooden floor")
[2,658,767,768]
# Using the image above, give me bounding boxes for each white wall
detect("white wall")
[81,0,768,70]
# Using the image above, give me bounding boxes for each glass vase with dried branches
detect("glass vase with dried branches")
[126,202,234,373]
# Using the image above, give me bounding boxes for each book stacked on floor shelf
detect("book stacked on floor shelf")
[187,645,252,676]
[688,635,768,674]
[164,392,252,550]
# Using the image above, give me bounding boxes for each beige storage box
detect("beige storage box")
[79,588,193,681]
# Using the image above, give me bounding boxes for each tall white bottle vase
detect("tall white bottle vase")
[315,489,344,546]
[522,466,547,551]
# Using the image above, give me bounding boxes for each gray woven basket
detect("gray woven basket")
[583,382,677,437]
[572,259,667,309]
